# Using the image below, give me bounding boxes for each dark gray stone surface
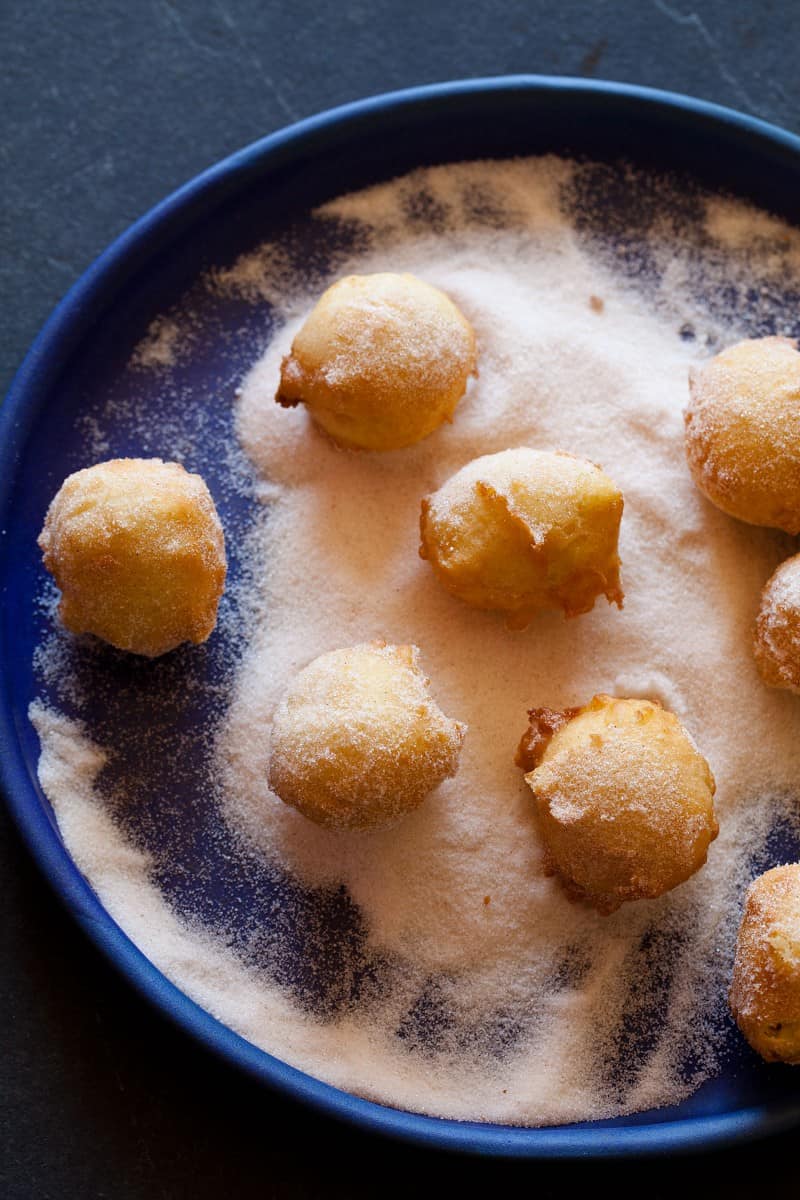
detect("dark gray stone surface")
[3,2,799,1194]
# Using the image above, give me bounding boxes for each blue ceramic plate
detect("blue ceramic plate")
[3,78,800,1157]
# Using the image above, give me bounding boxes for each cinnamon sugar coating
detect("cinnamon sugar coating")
[39,458,226,658]
[419,448,624,628]
[730,864,800,1063]
[268,641,466,830]
[684,336,800,533]
[517,695,718,914]
[276,272,476,451]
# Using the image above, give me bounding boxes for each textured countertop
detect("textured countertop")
[3,2,799,1194]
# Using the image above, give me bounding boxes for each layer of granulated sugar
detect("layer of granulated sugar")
[33,157,800,1127]
[223,160,800,1121]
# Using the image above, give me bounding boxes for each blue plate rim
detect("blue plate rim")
[3,75,800,1158]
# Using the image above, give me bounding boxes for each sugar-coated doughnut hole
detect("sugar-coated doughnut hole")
[730,864,800,1063]
[276,272,477,451]
[38,458,226,658]
[268,641,466,830]
[516,694,718,914]
[419,447,624,628]
[684,336,800,533]
[753,553,800,694]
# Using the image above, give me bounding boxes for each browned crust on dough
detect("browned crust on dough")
[514,706,581,772]
[275,353,303,408]
[418,496,432,561]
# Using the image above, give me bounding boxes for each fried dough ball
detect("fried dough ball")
[276,272,477,451]
[268,641,466,830]
[729,864,800,1063]
[515,695,718,914]
[753,554,800,693]
[684,336,800,533]
[419,448,624,628]
[39,458,226,658]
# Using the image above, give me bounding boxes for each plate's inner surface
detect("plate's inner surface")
[15,145,800,1131]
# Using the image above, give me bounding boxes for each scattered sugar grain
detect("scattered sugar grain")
[130,316,187,371]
